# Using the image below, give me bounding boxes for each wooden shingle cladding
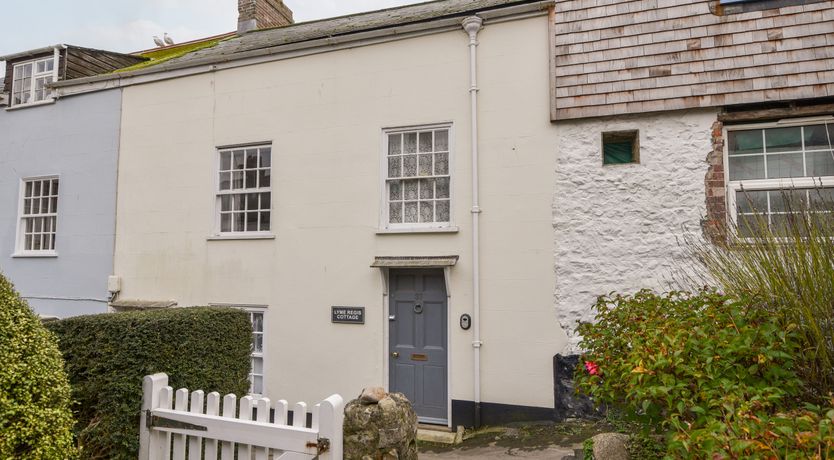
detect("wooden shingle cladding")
[2,46,146,94]
[551,0,834,120]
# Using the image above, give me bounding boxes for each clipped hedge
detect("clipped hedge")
[0,273,77,459]
[47,307,251,460]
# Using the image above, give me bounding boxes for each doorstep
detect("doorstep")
[417,425,464,445]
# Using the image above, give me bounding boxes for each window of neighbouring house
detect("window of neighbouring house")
[726,121,834,237]
[247,309,266,396]
[602,130,640,165]
[17,177,59,254]
[216,145,272,235]
[11,57,55,106]
[384,125,452,229]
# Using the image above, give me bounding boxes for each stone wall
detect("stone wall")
[553,109,719,352]
[343,388,417,460]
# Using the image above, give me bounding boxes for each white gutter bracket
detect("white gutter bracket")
[462,14,484,429]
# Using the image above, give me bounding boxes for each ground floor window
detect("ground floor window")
[246,309,265,395]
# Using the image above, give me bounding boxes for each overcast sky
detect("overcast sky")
[1,0,423,58]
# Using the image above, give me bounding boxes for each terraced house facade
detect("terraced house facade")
[3,0,833,427]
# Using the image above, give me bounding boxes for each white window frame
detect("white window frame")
[14,175,60,258]
[380,123,455,232]
[11,56,57,107]
[210,303,268,397]
[724,117,834,233]
[212,143,274,239]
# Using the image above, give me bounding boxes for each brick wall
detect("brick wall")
[238,0,293,34]
[704,120,728,244]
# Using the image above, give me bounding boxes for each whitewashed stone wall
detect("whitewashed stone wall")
[553,109,719,352]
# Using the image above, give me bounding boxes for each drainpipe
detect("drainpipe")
[462,15,484,429]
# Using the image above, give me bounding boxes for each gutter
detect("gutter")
[0,44,64,62]
[52,1,551,98]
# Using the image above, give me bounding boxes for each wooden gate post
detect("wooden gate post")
[138,373,169,460]
[316,394,344,460]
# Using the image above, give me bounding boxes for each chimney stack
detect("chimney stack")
[238,0,294,34]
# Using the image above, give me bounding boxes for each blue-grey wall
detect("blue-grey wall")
[0,89,121,317]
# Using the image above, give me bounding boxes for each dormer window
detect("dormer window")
[12,57,55,106]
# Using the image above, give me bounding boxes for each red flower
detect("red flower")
[585,361,601,376]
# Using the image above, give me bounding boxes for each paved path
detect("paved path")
[420,444,581,459]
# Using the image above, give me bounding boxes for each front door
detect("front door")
[389,269,448,424]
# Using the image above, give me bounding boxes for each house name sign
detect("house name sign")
[331,306,365,324]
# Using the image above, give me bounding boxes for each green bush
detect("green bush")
[0,273,77,459]
[576,290,834,458]
[47,307,251,460]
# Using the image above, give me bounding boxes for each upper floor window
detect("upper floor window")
[17,177,59,255]
[215,145,272,235]
[726,121,834,236]
[383,125,452,229]
[12,57,55,106]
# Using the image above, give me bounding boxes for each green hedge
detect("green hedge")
[47,307,252,460]
[0,273,77,459]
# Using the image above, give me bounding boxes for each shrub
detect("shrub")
[686,189,834,396]
[47,307,251,460]
[576,290,834,458]
[0,273,77,459]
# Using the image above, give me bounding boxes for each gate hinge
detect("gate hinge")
[309,437,330,453]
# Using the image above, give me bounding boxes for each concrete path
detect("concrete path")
[420,444,581,459]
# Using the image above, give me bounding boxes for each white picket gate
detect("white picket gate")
[138,373,344,460]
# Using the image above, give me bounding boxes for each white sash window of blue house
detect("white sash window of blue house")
[215,145,272,235]
[17,177,59,254]
[12,57,55,106]
[383,124,453,230]
[725,121,834,237]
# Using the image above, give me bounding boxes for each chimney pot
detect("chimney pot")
[238,0,293,34]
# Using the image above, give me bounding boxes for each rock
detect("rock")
[554,354,606,421]
[344,392,417,460]
[591,433,629,460]
[360,387,387,404]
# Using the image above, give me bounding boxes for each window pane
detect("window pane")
[259,212,270,231]
[51,179,58,195]
[403,155,418,177]
[807,151,834,177]
[766,153,803,179]
[404,133,417,153]
[436,200,450,222]
[434,152,449,175]
[728,129,764,155]
[404,202,418,223]
[603,142,634,164]
[728,155,765,180]
[220,195,231,212]
[232,195,244,211]
[245,170,257,189]
[259,170,271,188]
[389,182,402,201]
[419,132,433,153]
[769,190,807,213]
[253,357,263,374]
[233,150,245,169]
[246,212,258,231]
[389,202,403,223]
[809,188,834,210]
[253,376,263,395]
[232,171,244,189]
[737,214,764,237]
[420,201,434,223]
[233,212,245,232]
[219,172,231,190]
[736,190,767,214]
[25,182,32,198]
[252,313,263,332]
[254,334,263,353]
[24,199,31,214]
[765,127,802,153]
[435,129,449,151]
[220,151,231,170]
[220,213,231,232]
[260,193,271,210]
[25,235,32,250]
[259,149,272,168]
[246,149,258,169]
[50,198,58,213]
[388,157,401,178]
[418,154,432,176]
[419,179,434,199]
[404,180,418,200]
[388,134,402,156]
[246,193,259,210]
[804,125,832,151]
[436,177,450,199]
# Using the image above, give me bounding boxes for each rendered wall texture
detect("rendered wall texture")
[0,90,121,317]
[553,109,719,352]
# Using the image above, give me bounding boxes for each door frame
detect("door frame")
[380,267,453,427]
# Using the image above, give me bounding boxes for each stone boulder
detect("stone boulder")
[344,389,418,460]
[590,432,629,460]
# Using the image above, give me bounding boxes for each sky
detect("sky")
[1,0,424,58]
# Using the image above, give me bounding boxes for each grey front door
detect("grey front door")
[389,269,448,424]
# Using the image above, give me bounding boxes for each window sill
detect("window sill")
[207,233,276,241]
[5,99,56,111]
[377,226,459,235]
[12,251,58,258]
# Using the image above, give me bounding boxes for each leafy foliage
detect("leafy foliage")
[47,307,251,460]
[686,188,834,395]
[0,273,77,459]
[576,290,834,458]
